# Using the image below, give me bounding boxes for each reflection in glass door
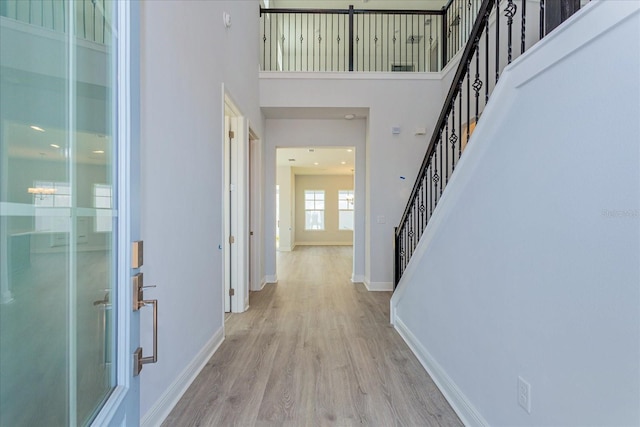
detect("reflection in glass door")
[0,1,117,425]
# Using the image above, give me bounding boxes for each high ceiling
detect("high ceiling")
[268,0,449,11]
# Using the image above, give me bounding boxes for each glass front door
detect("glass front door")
[0,1,122,424]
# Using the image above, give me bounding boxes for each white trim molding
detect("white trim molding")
[351,274,365,284]
[264,274,278,284]
[393,317,489,427]
[363,280,393,292]
[141,328,224,427]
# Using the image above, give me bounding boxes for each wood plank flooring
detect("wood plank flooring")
[162,246,462,427]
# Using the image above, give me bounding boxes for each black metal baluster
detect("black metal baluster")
[505,0,516,64]
[376,14,380,71]
[438,135,443,197]
[369,14,372,71]
[324,15,328,71]
[473,41,481,124]
[450,103,456,172]
[458,85,463,158]
[420,176,425,236]
[540,0,545,39]
[521,0,526,54]
[466,58,471,149]
[331,15,334,71]
[485,9,489,104]
[344,12,347,71]
[443,8,448,66]
[262,13,266,70]
[387,14,389,71]
[495,0,500,83]
[445,119,449,183]
[417,15,420,71]
[429,153,434,218]
[393,14,396,69]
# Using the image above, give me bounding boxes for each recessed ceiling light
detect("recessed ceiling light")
[314,162,319,165]
[50,144,60,148]
[341,161,346,165]
[344,114,355,120]
[30,125,45,132]
[347,149,353,152]
[93,150,105,154]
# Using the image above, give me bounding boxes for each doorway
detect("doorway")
[275,147,356,276]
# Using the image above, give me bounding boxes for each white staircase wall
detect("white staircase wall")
[391,2,640,426]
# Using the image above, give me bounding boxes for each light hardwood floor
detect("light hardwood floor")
[163,246,462,426]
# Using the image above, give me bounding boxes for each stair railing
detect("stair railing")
[393,0,585,288]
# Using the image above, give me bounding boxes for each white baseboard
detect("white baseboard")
[277,245,295,252]
[393,317,488,427]
[141,327,225,427]
[363,280,393,291]
[351,274,365,283]
[295,241,353,246]
[264,274,278,284]
[256,277,267,291]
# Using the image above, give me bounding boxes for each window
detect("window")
[305,190,325,230]
[94,184,113,232]
[338,190,354,230]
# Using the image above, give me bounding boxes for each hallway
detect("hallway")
[163,246,461,426]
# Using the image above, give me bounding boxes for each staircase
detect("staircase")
[393,0,585,287]
[389,0,640,425]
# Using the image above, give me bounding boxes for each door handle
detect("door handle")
[132,273,158,376]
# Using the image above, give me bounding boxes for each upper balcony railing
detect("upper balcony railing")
[0,0,111,45]
[260,1,482,73]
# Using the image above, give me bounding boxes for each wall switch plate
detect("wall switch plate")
[518,376,531,414]
[391,126,401,135]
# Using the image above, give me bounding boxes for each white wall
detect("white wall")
[261,72,456,289]
[295,174,354,245]
[139,0,262,423]
[276,165,295,251]
[264,118,366,283]
[392,2,640,425]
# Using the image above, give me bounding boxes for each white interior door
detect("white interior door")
[223,95,249,314]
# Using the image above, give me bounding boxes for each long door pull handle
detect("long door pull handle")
[134,298,157,376]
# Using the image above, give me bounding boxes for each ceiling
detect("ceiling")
[268,0,449,11]
[277,146,355,175]
[6,121,110,165]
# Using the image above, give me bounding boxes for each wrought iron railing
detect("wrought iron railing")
[260,2,482,72]
[393,0,585,287]
[0,0,111,44]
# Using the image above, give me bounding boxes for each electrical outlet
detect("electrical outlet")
[517,376,531,414]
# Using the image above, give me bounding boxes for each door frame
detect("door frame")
[91,0,140,424]
[222,90,249,314]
